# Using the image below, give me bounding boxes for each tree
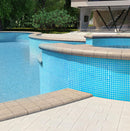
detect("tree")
[64,0,80,28]
[38,0,46,9]
[45,0,65,12]
[0,0,12,29]
[64,0,71,10]
[0,0,38,29]
[9,0,37,27]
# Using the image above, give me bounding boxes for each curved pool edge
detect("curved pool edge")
[39,43,130,60]
[0,31,86,42]
[85,33,130,38]
[0,89,92,122]
[29,33,86,42]
[0,31,41,34]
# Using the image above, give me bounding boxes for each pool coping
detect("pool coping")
[39,43,130,60]
[0,31,86,42]
[85,33,130,38]
[0,31,41,34]
[0,88,92,122]
[29,32,130,61]
[29,32,86,42]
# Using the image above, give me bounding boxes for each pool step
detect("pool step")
[0,88,92,121]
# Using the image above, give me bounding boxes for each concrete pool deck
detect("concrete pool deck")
[29,31,130,42]
[0,89,92,121]
[0,97,130,131]
[29,31,88,42]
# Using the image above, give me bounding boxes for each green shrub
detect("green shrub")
[32,9,77,30]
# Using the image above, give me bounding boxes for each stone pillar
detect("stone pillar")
[80,8,91,31]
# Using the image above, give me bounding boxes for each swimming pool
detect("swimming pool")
[1,32,130,103]
[0,32,84,103]
[86,36,130,48]
[39,33,130,102]
[40,50,130,101]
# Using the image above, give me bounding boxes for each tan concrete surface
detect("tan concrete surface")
[0,97,129,131]
[0,88,92,122]
[39,43,130,60]
[29,32,87,42]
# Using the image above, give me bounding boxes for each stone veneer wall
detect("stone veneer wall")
[93,10,130,29]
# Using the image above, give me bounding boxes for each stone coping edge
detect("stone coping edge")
[0,31,85,42]
[39,43,130,60]
[0,88,92,122]
[29,33,85,42]
[85,33,130,38]
[0,31,41,34]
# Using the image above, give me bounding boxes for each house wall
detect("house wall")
[80,8,91,31]
[71,0,130,31]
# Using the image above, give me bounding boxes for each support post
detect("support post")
[108,6,117,32]
[110,10,125,28]
[119,6,130,31]
[96,10,109,30]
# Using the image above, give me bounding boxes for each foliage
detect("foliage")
[10,0,37,27]
[64,0,71,10]
[0,0,37,29]
[37,0,46,9]
[0,0,12,28]
[0,0,80,30]
[64,0,79,26]
[32,9,77,29]
[44,0,79,18]
[45,0,65,12]
[0,0,12,20]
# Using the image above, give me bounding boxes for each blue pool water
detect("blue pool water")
[86,37,130,48]
[0,32,84,103]
[39,36,130,102]
[41,50,130,101]
[1,32,130,103]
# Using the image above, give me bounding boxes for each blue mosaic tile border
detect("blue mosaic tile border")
[40,50,130,101]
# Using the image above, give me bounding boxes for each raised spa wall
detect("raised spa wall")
[86,33,130,48]
[39,33,130,101]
